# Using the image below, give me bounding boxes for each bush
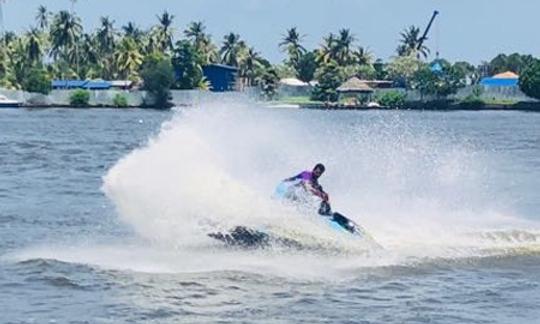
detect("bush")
[113,94,129,108]
[311,61,343,102]
[69,89,90,107]
[376,91,407,108]
[141,54,174,108]
[519,60,540,100]
[22,68,52,94]
[459,95,485,109]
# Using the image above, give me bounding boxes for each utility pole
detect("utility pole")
[0,0,7,36]
[70,0,79,78]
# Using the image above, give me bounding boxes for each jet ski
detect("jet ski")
[208,181,379,249]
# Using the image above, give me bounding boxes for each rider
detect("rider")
[283,163,329,203]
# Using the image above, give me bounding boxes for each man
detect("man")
[283,163,329,203]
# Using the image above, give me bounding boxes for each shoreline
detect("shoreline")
[297,101,540,112]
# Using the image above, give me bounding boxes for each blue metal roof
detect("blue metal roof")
[52,80,112,89]
[480,78,519,87]
[83,81,111,90]
[52,80,88,88]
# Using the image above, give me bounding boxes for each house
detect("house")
[202,64,238,92]
[278,78,314,97]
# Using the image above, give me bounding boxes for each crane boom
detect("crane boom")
[417,10,439,50]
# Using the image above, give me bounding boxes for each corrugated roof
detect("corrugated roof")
[492,71,519,79]
[279,78,308,86]
[480,78,519,87]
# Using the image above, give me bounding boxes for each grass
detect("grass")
[482,98,519,106]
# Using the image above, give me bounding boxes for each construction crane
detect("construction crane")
[417,10,439,52]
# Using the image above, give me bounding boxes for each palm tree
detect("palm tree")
[156,11,174,52]
[8,38,29,87]
[96,16,116,55]
[397,25,429,59]
[114,37,143,80]
[122,22,143,43]
[49,10,82,63]
[239,47,263,87]
[220,32,243,67]
[334,28,355,65]
[279,27,306,66]
[36,5,50,30]
[184,21,217,64]
[184,21,206,44]
[316,33,337,64]
[25,27,43,64]
[81,33,99,62]
[1,31,16,46]
[354,46,373,66]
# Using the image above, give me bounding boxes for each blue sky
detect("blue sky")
[2,0,539,64]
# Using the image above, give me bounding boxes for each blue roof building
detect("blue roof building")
[480,71,519,87]
[202,64,238,92]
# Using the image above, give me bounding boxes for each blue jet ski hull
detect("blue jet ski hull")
[208,182,368,248]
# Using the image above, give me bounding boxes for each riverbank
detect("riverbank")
[0,88,257,109]
[3,87,540,111]
[298,101,540,111]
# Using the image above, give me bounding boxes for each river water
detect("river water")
[1,102,539,323]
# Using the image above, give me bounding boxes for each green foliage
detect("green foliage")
[453,61,479,84]
[373,59,387,80]
[471,84,484,97]
[519,60,540,100]
[113,93,129,107]
[343,64,376,80]
[69,89,90,107]
[459,95,485,109]
[22,68,52,94]
[140,54,174,108]
[311,61,344,102]
[280,27,306,67]
[387,55,424,88]
[258,67,279,100]
[412,61,467,99]
[294,51,318,83]
[172,40,204,89]
[396,25,429,59]
[275,64,296,79]
[376,91,407,108]
[488,53,536,75]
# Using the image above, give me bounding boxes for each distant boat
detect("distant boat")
[0,95,22,108]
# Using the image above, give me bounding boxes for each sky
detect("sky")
[1,0,539,64]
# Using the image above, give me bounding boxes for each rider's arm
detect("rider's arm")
[283,172,304,182]
[304,182,329,202]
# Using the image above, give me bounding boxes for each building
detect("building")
[480,71,519,87]
[202,64,238,92]
[52,80,112,90]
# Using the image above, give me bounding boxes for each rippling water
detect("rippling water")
[1,106,539,323]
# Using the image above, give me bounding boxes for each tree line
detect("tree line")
[0,5,539,106]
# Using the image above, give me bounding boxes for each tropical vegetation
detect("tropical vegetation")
[0,5,539,107]
[519,60,540,100]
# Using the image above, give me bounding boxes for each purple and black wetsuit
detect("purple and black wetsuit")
[286,171,323,192]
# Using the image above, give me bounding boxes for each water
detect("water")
[1,103,539,323]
